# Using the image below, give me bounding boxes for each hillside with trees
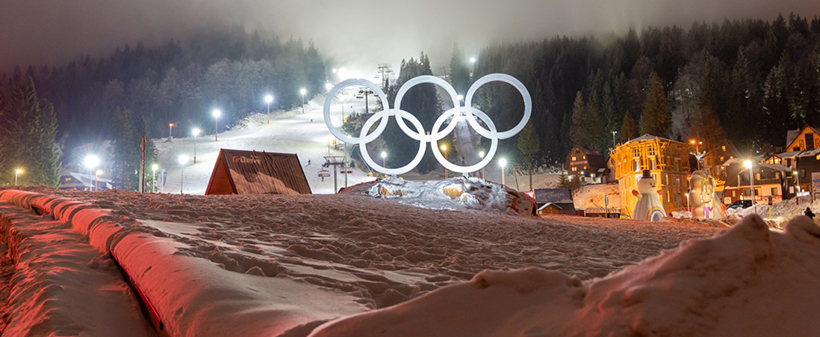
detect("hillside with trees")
[451,13,820,169]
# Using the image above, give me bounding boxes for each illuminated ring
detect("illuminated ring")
[394,75,461,142]
[464,74,532,140]
[430,107,499,173]
[359,109,427,176]
[324,79,389,144]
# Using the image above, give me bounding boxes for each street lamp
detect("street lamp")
[84,155,101,191]
[192,128,201,163]
[793,170,800,195]
[151,164,159,193]
[479,150,486,178]
[685,192,690,216]
[300,88,307,113]
[500,158,507,186]
[14,168,23,185]
[212,109,221,141]
[611,130,618,148]
[380,151,387,167]
[325,82,332,92]
[440,144,449,179]
[457,94,464,103]
[178,155,189,194]
[469,57,477,79]
[469,57,476,64]
[264,94,274,124]
[95,169,103,192]
[168,123,175,141]
[743,159,755,214]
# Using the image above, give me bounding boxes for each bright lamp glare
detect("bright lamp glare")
[264,95,273,104]
[212,109,222,118]
[743,160,752,168]
[152,164,159,171]
[192,128,201,137]
[178,155,189,165]
[380,151,387,159]
[499,158,507,167]
[325,82,332,91]
[84,155,100,169]
[300,88,307,95]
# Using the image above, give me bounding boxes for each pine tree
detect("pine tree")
[0,78,60,186]
[640,73,670,137]
[448,45,472,96]
[109,108,139,190]
[557,170,570,189]
[517,121,540,190]
[620,112,639,142]
[569,91,588,147]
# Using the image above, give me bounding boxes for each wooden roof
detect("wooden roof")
[205,149,311,195]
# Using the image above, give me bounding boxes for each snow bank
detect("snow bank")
[340,177,536,216]
[725,195,820,229]
[310,214,820,337]
[0,198,154,336]
[573,183,620,210]
[0,190,364,336]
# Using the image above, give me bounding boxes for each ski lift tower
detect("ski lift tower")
[377,63,393,91]
[358,87,374,114]
[323,155,347,193]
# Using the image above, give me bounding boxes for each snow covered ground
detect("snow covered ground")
[0,186,761,336]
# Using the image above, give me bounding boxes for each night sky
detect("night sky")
[2,0,820,73]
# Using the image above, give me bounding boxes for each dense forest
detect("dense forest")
[5,13,820,184]
[449,13,820,169]
[0,25,327,153]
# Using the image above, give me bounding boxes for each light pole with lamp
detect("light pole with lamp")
[500,158,507,186]
[380,151,387,168]
[479,150,485,178]
[84,155,100,191]
[611,130,618,148]
[151,164,159,193]
[168,123,175,141]
[178,155,189,195]
[743,159,755,214]
[440,144,449,179]
[14,168,23,185]
[212,109,221,141]
[469,57,476,79]
[95,169,103,191]
[192,128,200,163]
[265,94,273,124]
[685,192,690,217]
[300,88,307,113]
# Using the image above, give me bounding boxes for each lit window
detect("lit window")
[722,145,726,151]
[583,156,586,160]
[572,156,576,161]
[584,166,587,170]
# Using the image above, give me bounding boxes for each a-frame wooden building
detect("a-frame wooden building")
[205,149,312,195]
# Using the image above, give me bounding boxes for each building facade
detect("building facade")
[722,159,794,205]
[566,146,607,183]
[610,134,691,218]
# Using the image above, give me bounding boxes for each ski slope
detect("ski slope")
[154,89,376,195]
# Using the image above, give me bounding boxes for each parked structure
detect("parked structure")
[205,149,311,195]
[610,134,691,218]
[785,126,820,152]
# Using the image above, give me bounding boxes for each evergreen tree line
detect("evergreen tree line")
[448,13,820,169]
[0,25,328,152]
[0,78,61,186]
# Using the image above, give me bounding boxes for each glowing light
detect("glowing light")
[152,164,159,172]
[499,158,507,168]
[380,151,387,159]
[178,155,189,165]
[264,95,273,104]
[440,144,447,152]
[469,57,476,64]
[300,88,307,96]
[15,168,23,175]
[96,169,104,175]
[212,109,222,118]
[743,160,752,169]
[192,128,201,137]
[84,155,100,170]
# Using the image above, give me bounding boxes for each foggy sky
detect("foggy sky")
[2,0,820,75]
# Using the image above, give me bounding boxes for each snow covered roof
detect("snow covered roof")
[205,149,311,195]
[533,189,573,205]
[796,148,820,158]
[757,163,790,172]
[776,151,803,158]
[625,134,679,145]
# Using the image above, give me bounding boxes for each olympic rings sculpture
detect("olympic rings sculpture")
[323,73,531,176]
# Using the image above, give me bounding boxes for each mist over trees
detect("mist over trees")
[466,13,820,168]
[0,25,328,154]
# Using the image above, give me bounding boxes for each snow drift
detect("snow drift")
[310,214,820,337]
[340,177,536,216]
